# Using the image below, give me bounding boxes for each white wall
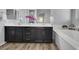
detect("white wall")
[0,9,6,46]
[73,9,79,26]
[0,9,72,25]
[2,9,71,25]
[0,23,5,46]
[52,9,70,25]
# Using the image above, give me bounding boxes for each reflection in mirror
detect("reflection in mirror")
[38,13,44,23]
[37,9,50,23]
[0,12,3,21]
[29,10,35,23]
[6,9,16,19]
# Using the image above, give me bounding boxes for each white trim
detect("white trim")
[0,42,6,46]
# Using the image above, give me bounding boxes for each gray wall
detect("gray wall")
[52,9,70,25]
[73,9,79,26]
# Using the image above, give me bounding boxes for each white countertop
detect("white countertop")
[4,23,53,27]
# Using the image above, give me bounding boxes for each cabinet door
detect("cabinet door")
[5,27,16,42]
[15,27,23,42]
[44,28,52,42]
[23,27,31,42]
[31,27,52,43]
[5,27,23,42]
[31,27,46,42]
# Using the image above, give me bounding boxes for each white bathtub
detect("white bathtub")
[54,29,79,50]
[61,30,79,42]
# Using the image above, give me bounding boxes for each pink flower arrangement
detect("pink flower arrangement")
[26,16,35,20]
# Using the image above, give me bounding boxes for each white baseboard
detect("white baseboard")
[0,42,6,46]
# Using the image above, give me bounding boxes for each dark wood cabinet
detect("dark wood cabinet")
[5,27,16,42]
[31,27,45,42]
[5,26,52,43]
[5,27,23,42]
[31,27,52,42]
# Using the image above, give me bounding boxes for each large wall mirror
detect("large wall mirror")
[6,9,16,19]
[37,9,50,23]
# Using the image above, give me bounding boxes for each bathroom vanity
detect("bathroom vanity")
[5,25,53,43]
